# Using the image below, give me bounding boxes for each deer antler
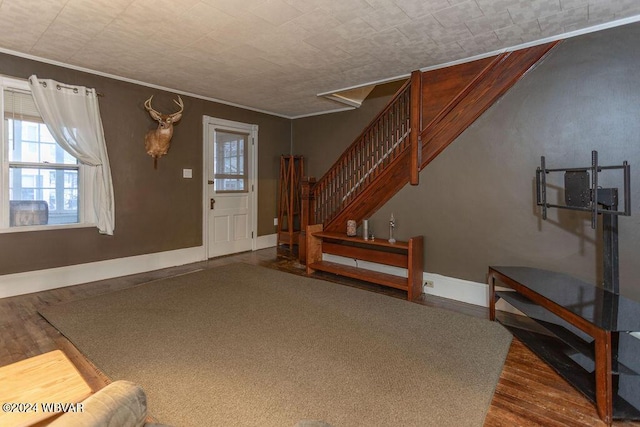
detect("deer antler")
[144,95,162,121]
[171,96,184,119]
[145,95,183,122]
[143,95,154,110]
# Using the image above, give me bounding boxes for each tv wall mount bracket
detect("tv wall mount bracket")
[536,150,631,294]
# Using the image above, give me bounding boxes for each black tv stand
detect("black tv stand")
[488,266,640,424]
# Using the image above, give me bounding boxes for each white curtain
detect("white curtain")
[28,75,115,235]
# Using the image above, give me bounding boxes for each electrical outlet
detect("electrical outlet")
[274,218,278,226]
[424,280,434,288]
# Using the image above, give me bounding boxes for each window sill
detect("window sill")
[0,222,96,234]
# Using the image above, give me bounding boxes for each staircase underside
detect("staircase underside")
[323,41,559,233]
[420,42,559,169]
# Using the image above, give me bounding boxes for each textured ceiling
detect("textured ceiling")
[0,0,639,118]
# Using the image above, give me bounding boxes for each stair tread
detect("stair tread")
[309,260,408,290]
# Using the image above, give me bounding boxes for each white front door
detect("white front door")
[204,117,257,258]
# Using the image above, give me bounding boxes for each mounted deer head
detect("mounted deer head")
[144,95,184,168]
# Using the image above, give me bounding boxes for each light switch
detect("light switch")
[183,168,192,179]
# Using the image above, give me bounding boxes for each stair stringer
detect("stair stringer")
[322,41,560,233]
[420,41,559,169]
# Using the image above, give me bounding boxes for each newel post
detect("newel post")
[410,70,422,185]
[299,177,316,264]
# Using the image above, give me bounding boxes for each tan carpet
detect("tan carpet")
[40,263,511,427]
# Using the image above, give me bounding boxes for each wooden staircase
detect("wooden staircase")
[300,41,559,256]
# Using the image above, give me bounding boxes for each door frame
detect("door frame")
[202,115,258,257]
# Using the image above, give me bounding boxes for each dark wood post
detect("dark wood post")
[410,70,422,185]
[299,177,316,264]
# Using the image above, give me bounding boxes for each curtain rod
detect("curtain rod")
[38,81,104,97]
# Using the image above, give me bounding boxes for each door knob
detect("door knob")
[210,198,215,210]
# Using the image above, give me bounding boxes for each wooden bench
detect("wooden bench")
[305,224,424,301]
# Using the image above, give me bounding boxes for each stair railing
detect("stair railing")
[306,79,413,227]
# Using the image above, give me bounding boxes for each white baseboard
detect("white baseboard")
[422,272,489,307]
[322,254,489,307]
[256,233,277,250]
[0,234,280,299]
[0,246,207,299]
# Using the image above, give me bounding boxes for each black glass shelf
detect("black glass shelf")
[496,292,639,376]
[491,266,640,332]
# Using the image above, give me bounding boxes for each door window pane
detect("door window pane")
[214,131,248,193]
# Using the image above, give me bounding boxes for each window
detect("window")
[214,130,248,193]
[1,76,93,231]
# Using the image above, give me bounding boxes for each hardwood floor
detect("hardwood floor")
[1,247,638,426]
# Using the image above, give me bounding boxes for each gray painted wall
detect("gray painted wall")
[295,22,640,301]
